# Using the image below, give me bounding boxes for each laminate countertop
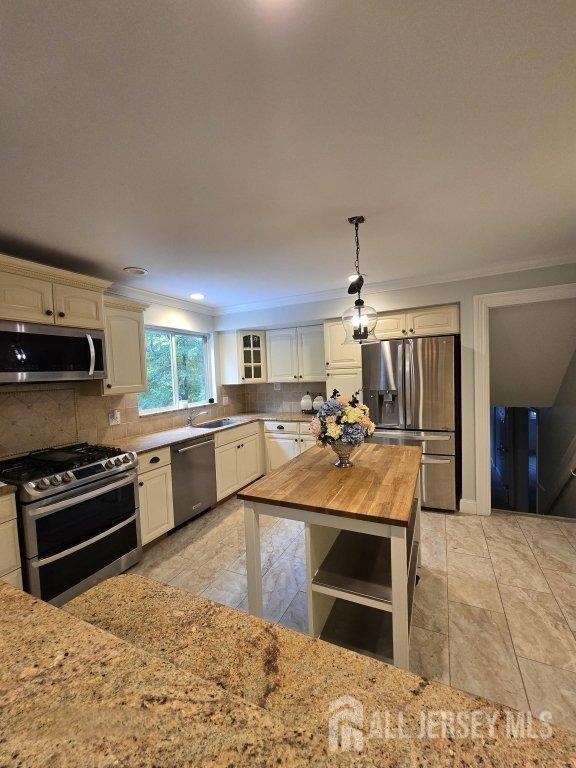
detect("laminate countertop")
[64,574,576,767]
[239,443,422,526]
[113,413,313,454]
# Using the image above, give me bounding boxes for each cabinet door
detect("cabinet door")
[266,328,298,382]
[0,519,20,577]
[53,284,104,329]
[297,325,326,381]
[215,442,240,501]
[325,368,363,401]
[138,465,174,545]
[0,272,54,323]
[266,435,300,471]
[406,305,459,336]
[103,306,147,395]
[299,436,317,454]
[324,320,362,369]
[238,434,262,486]
[238,332,267,382]
[375,312,407,340]
[1,568,22,589]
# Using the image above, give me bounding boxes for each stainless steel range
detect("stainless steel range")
[0,443,142,605]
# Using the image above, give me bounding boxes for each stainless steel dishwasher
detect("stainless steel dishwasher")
[170,435,217,526]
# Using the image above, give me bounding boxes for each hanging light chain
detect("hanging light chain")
[354,220,360,275]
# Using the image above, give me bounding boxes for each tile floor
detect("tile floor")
[131,499,576,732]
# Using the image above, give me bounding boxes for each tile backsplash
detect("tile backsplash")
[0,381,327,458]
[0,382,246,458]
[244,382,326,414]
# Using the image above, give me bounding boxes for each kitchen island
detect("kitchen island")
[238,443,422,669]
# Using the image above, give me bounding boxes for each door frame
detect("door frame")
[473,283,576,516]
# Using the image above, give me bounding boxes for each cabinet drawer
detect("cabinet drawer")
[263,420,299,435]
[215,422,260,448]
[0,519,20,577]
[138,447,171,472]
[1,568,22,589]
[0,494,17,525]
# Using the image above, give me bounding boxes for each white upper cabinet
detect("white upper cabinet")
[266,325,326,383]
[406,304,459,336]
[0,273,55,323]
[324,320,362,369]
[375,312,407,339]
[266,328,299,382]
[0,254,111,327]
[53,284,104,329]
[103,297,148,395]
[219,330,267,384]
[325,367,363,401]
[297,325,326,381]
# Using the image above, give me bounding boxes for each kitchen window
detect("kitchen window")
[138,328,212,414]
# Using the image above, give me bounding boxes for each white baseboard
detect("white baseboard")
[458,498,484,515]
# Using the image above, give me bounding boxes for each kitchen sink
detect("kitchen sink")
[197,418,240,429]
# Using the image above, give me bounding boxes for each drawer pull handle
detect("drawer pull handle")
[277,425,285,430]
[149,456,160,464]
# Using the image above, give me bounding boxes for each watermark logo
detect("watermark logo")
[327,695,553,753]
[328,695,364,753]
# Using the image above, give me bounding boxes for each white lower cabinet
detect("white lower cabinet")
[299,436,317,453]
[215,430,263,501]
[266,434,300,471]
[1,568,23,589]
[138,464,174,545]
[0,496,20,585]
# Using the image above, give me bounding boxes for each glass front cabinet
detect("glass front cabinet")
[218,329,267,384]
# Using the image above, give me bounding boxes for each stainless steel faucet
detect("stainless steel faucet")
[187,410,208,426]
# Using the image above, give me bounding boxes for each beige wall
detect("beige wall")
[244,382,326,415]
[215,262,576,508]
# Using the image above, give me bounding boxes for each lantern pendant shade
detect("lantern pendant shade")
[342,297,378,344]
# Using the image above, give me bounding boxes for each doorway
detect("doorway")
[490,406,538,513]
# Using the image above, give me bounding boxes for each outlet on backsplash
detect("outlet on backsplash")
[108,410,121,427]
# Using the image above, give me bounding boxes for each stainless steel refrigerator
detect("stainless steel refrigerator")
[362,336,459,511]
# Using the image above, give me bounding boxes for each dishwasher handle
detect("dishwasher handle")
[175,440,214,455]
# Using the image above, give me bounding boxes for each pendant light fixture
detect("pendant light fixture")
[341,215,378,344]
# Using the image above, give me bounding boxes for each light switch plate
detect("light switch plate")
[274,383,281,391]
[108,409,121,426]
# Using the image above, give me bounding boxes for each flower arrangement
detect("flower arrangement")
[310,389,375,467]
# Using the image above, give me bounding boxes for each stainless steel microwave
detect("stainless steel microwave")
[0,320,106,383]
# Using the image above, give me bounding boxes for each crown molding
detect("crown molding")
[103,294,149,312]
[0,252,111,292]
[214,253,576,316]
[106,283,217,316]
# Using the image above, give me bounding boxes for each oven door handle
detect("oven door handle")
[28,474,136,519]
[87,333,95,376]
[32,513,138,566]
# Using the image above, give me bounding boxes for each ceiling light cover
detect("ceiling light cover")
[123,266,148,275]
[342,216,378,344]
[190,293,205,301]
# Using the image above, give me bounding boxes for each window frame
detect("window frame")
[138,325,214,415]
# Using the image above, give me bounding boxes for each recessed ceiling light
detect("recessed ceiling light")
[123,266,148,276]
[190,293,205,301]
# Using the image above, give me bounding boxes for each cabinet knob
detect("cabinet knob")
[402,329,407,334]
[58,311,66,318]
[293,375,297,379]
[409,328,414,333]
[106,384,112,389]
[241,377,245,381]
[326,373,330,377]
[138,481,143,487]
[45,309,53,316]
[326,362,329,366]
[299,375,302,378]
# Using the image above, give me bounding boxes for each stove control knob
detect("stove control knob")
[105,459,115,469]
[36,478,50,490]
[121,454,131,464]
[114,457,123,466]
[62,471,74,483]
[50,475,62,486]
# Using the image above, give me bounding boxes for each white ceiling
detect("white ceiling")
[490,298,576,407]
[1,1,576,311]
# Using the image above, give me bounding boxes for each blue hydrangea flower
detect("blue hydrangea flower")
[340,422,365,445]
[317,398,345,419]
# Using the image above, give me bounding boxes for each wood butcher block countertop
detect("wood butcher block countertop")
[238,443,422,526]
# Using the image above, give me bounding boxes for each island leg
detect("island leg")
[390,528,409,669]
[244,501,263,618]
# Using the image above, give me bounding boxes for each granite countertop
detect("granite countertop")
[0,482,17,497]
[239,443,422,526]
[0,582,328,767]
[116,412,314,453]
[65,573,576,766]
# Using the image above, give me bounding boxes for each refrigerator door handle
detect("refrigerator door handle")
[397,341,405,428]
[405,339,413,428]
